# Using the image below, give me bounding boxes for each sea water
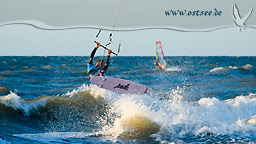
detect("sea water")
[0,56,256,143]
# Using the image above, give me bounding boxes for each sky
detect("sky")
[1,0,256,28]
[0,0,255,56]
[0,25,255,56]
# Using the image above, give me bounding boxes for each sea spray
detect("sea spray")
[98,93,163,141]
[38,84,111,132]
[4,85,256,143]
[0,91,47,115]
[98,86,256,142]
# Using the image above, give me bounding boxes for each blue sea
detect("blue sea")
[0,56,256,143]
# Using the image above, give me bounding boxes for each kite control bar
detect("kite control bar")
[94,40,118,56]
[94,29,120,56]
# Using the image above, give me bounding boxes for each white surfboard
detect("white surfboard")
[90,76,152,95]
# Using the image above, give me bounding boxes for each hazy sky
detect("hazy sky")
[0,25,255,56]
[1,0,256,28]
[0,0,255,56]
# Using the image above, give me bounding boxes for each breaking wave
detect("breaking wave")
[1,84,256,143]
[210,64,254,73]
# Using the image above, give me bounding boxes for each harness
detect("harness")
[87,63,104,76]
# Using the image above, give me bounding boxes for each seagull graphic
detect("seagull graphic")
[232,4,253,31]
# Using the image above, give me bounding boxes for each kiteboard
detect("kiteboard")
[90,76,152,95]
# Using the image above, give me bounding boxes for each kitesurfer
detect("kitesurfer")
[87,42,112,77]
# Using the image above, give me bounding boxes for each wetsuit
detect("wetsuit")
[87,47,110,77]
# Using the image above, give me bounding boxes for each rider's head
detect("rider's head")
[95,60,104,68]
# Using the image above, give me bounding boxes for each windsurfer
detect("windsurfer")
[154,59,163,70]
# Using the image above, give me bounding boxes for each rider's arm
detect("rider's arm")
[102,50,111,72]
[89,48,97,64]
[89,42,100,64]
[102,55,110,72]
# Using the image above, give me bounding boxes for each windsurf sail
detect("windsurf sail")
[155,41,166,69]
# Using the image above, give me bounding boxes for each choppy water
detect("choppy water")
[0,56,256,143]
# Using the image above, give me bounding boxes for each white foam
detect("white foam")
[210,67,224,72]
[0,91,47,115]
[241,64,254,70]
[228,66,238,69]
[65,84,124,104]
[210,64,254,72]
[8,84,256,142]
[96,87,256,142]
[165,67,182,72]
